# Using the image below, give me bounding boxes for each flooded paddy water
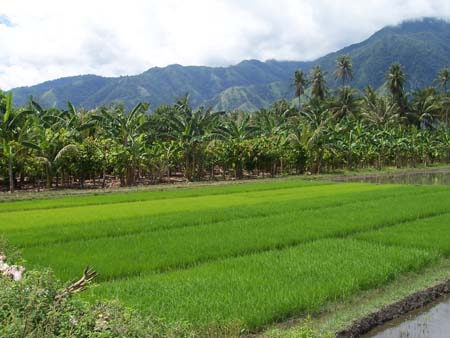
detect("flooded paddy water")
[334,168,450,338]
[331,168,450,185]
[363,296,450,338]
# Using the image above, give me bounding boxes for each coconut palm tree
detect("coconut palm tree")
[386,63,406,111]
[436,67,450,93]
[361,96,401,126]
[334,55,353,86]
[439,94,450,129]
[291,70,309,108]
[331,86,359,120]
[409,87,440,129]
[309,66,328,100]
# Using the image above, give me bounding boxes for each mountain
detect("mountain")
[9,17,450,111]
[315,17,450,90]
[10,60,311,111]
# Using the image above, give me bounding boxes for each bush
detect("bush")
[0,240,195,338]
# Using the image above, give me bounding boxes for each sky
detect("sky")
[1,0,450,90]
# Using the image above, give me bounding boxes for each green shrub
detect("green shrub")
[0,241,195,338]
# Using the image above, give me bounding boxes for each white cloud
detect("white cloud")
[1,0,450,89]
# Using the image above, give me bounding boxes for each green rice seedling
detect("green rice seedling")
[0,179,331,213]
[6,183,418,247]
[88,239,436,330]
[0,183,391,233]
[22,188,450,281]
[354,212,450,255]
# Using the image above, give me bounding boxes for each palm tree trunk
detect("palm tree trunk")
[8,157,14,193]
[46,166,52,189]
[102,169,106,188]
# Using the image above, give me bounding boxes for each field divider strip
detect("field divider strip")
[20,186,433,248]
[99,206,450,283]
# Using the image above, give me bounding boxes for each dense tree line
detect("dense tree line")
[1,57,450,192]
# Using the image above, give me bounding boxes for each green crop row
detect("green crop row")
[4,181,450,334]
[0,179,330,213]
[354,212,450,255]
[8,183,426,248]
[88,239,436,330]
[1,183,393,233]
[22,188,450,281]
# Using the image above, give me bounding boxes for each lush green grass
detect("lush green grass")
[3,178,450,333]
[88,239,437,329]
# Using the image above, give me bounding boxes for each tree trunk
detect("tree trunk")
[102,169,106,188]
[46,166,52,189]
[19,172,25,189]
[8,157,14,193]
[126,166,135,186]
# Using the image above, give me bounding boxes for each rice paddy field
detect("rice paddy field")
[2,179,450,333]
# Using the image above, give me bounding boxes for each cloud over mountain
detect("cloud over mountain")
[1,0,450,89]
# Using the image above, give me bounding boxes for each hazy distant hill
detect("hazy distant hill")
[10,18,450,111]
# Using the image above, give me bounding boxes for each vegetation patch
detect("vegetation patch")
[3,180,450,335]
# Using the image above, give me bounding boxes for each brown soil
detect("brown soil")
[336,279,450,338]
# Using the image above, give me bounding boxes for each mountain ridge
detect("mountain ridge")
[9,17,450,111]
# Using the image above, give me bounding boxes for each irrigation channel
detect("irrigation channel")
[363,296,450,338]
[336,168,450,338]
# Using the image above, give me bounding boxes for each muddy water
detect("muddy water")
[364,296,450,338]
[333,169,450,185]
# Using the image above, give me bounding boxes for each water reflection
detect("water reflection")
[364,297,450,338]
[333,170,450,185]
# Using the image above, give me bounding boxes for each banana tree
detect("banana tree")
[92,102,150,185]
[0,93,36,192]
[169,97,219,181]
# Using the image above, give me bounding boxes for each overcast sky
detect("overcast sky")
[1,0,450,90]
